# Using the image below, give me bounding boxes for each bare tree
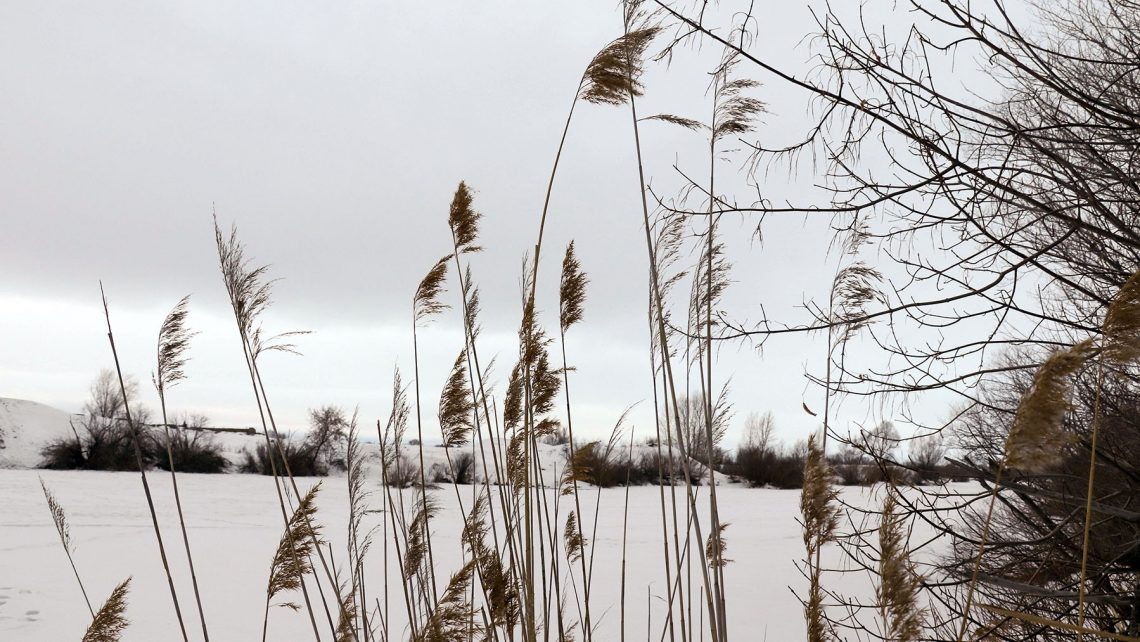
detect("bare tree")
[742,411,775,453]
[644,0,1140,637]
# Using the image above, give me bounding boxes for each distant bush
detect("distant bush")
[382,452,419,488]
[238,406,352,477]
[565,442,706,488]
[635,449,706,486]
[240,434,326,477]
[829,446,867,486]
[907,433,948,484]
[41,420,146,471]
[150,428,228,474]
[40,370,150,471]
[429,452,476,485]
[725,443,804,489]
[40,436,89,470]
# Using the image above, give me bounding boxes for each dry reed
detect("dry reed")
[82,578,131,642]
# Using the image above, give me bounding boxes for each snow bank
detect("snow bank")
[0,398,78,469]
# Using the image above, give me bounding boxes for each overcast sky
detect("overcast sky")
[1,1,992,446]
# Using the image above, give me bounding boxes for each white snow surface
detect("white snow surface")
[0,469,945,641]
[0,399,951,640]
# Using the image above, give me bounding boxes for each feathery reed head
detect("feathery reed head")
[39,478,72,553]
[565,511,587,563]
[706,523,731,569]
[415,560,482,642]
[831,262,885,341]
[333,580,359,642]
[403,492,439,581]
[689,237,732,344]
[1004,340,1094,472]
[559,241,588,333]
[154,295,196,395]
[267,483,323,605]
[712,62,765,142]
[579,27,660,105]
[448,182,482,254]
[876,490,924,642]
[249,327,309,361]
[1102,268,1140,364]
[462,265,481,340]
[503,361,525,432]
[506,432,528,493]
[462,495,520,630]
[641,113,704,130]
[414,254,452,325]
[801,433,839,642]
[213,217,276,342]
[438,350,475,447]
[801,433,840,550]
[83,578,131,642]
[345,409,373,557]
[381,367,411,465]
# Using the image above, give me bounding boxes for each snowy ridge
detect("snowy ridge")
[0,398,78,469]
[0,398,705,485]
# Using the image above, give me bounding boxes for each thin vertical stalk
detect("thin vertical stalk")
[1076,360,1106,640]
[620,18,721,642]
[410,321,440,607]
[98,283,190,642]
[156,392,211,642]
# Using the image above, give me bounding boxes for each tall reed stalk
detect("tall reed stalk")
[615,5,723,639]
[99,283,190,642]
[153,295,211,641]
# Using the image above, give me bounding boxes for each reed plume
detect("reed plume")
[40,478,93,618]
[403,492,439,582]
[801,433,839,642]
[1004,339,1094,472]
[333,581,359,642]
[705,523,731,570]
[876,490,924,642]
[559,241,588,333]
[414,255,452,325]
[1075,269,1140,635]
[461,496,520,631]
[579,27,660,105]
[82,578,131,642]
[447,182,482,254]
[438,350,475,448]
[711,61,765,143]
[461,266,482,341]
[831,263,885,342]
[640,113,703,130]
[265,483,322,619]
[565,511,587,564]
[1101,268,1140,364]
[415,560,481,642]
[154,295,195,393]
[214,219,277,343]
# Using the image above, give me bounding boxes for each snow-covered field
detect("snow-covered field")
[0,468,919,641]
[0,398,950,640]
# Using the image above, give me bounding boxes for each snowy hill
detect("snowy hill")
[0,398,78,468]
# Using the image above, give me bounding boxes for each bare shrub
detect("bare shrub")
[907,433,947,484]
[725,442,805,489]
